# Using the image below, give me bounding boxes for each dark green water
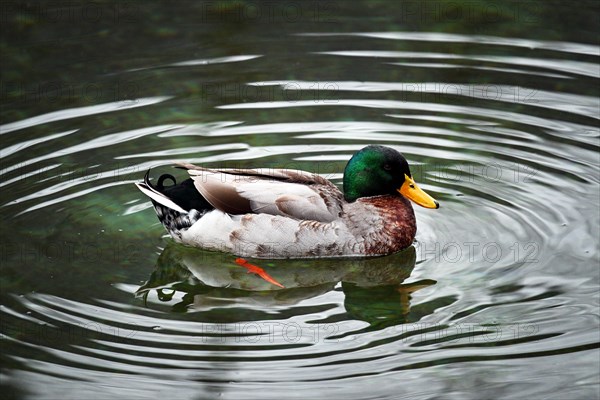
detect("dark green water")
[1,1,599,399]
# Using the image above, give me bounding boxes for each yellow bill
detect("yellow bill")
[398,174,439,209]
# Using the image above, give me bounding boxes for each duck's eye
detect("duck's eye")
[383,164,392,171]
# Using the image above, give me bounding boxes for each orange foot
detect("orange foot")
[235,258,285,288]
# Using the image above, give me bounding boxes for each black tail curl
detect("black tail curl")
[145,170,213,213]
[157,173,176,191]
[142,169,214,236]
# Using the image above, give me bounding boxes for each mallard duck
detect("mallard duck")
[135,145,439,259]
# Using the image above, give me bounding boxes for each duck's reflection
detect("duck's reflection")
[137,242,436,325]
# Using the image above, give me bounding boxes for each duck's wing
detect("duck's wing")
[176,163,344,222]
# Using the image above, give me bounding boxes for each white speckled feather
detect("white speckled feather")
[179,198,395,259]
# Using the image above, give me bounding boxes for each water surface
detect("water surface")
[1,2,599,399]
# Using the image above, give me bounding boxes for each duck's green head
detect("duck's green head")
[343,145,439,208]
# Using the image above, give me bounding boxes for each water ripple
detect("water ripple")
[0,97,173,134]
[2,22,599,400]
